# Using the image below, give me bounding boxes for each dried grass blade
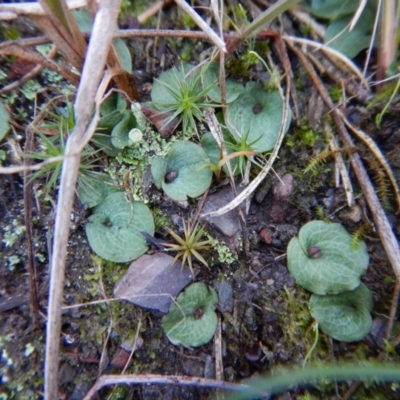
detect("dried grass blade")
[325,122,354,207]
[175,0,226,52]
[34,0,86,70]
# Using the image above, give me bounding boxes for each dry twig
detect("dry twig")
[0,42,79,84]
[83,374,249,400]
[175,0,226,52]
[324,122,354,207]
[44,1,122,398]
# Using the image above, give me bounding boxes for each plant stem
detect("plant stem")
[83,374,249,400]
[377,0,396,83]
[44,1,121,398]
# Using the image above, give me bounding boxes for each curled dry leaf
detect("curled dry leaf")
[113,253,194,313]
[141,105,178,138]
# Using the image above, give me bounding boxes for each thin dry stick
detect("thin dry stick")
[23,127,40,328]
[35,0,87,71]
[385,280,400,341]
[376,0,396,83]
[0,0,86,17]
[287,41,400,282]
[324,122,354,207]
[288,7,326,39]
[121,318,142,375]
[83,374,249,400]
[362,0,381,79]
[215,315,223,380]
[214,315,224,400]
[174,0,226,52]
[283,36,369,88]
[44,1,122,399]
[0,155,67,174]
[0,42,79,84]
[0,45,57,95]
[0,28,302,53]
[22,95,67,330]
[106,317,143,400]
[61,292,182,311]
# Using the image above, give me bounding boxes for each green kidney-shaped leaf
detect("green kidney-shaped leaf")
[162,282,218,348]
[77,173,119,208]
[98,109,125,130]
[306,0,358,19]
[226,82,290,153]
[200,132,221,166]
[111,110,137,149]
[113,38,132,73]
[72,8,92,32]
[85,192,154,262]
[151,141,212,201]
[94,109,125,156]
[310,284,373,342]
[287,220,369,295]
[91,133,120,157]
[202,62,244,104]
[151,156,168,189]
[100,92,126,117]
[0,102,10,142]
[324,5,376,58]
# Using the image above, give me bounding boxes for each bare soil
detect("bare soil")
[1,4,400,400]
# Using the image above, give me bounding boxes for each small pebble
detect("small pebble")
[216,281,233,313]
[259,227,272,244]
[204,355,214,379]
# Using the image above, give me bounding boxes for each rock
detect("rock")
[370,318,388,348]
[216,281,233,313]
[181,355,204,376]
[111,348,131,369]
[121,337,144,352]
[268,174,294,223]
[69,382,91,400]
[273,174,294,199]
[269,224,298,247]
[114,253,194,313]
[204,355,215,378]
[200,186,246,247]
[340,204,363,222]
[259,227,273,244]
[59,362,75,385]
